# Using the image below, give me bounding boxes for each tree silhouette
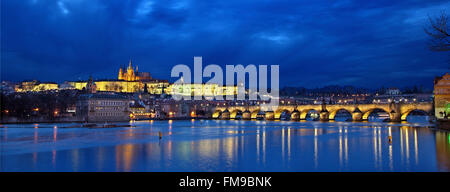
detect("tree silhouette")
[424,11,449,51]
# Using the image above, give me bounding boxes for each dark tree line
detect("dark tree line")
[1,90,81,120]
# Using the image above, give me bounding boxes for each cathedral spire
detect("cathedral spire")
[118,65,124,80]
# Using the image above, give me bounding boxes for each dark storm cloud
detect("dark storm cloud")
[1,0,449,88]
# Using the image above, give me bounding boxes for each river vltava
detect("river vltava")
[1,117,449,172]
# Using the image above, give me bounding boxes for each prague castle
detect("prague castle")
[13,58,238,96]
[68,59,169,94]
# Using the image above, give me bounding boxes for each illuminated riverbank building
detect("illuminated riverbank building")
[434,72,450,120]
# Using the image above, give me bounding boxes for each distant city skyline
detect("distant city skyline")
[1,0,449,89]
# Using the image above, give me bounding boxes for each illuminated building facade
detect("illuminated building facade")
[76,94,130,122]
[15,80,59,92]
[168,83,237,97]
[434,72,450,120]
[129,103,149,119]
[69,79,169,94]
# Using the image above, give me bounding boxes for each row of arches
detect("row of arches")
[213,108,432,122]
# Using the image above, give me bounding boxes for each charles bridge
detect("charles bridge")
[212,102,433,122]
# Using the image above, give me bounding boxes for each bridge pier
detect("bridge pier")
[291,111,300,121]
[265,111,275,120]
[242,110,251,120]
[221,109,230,120]
[389,114,402,122]
[352,113,363,121]
[352,108,362,121]
[319,111,329,121]
[388,103,402,122]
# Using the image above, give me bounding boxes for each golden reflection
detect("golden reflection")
[314,128,318,168]
[405,127,410,166]
[282,128,285,162]
[34,128,38,144]
[344,127,348,164]
[196,139,219,159]
[378,128,382,167]
[167,140,172,162]
[168,121,173,136]
[240,134,244,157]
[287,127,291,161]
[127,128,134,137]
[435,131,450,170]
[400,127,404,163]
[414,129,419,165]
[389,127,393,170]
[373,127,378,168]
[257,128,260,163]
[53,126,58,142]
[115,144,135,172]
[263,129,266,164]
[339,127,343,167]
[224,136,234,160]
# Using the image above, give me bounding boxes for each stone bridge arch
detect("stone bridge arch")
[274,106,296,119]
[362,108,391,121]
[250,109,260,119]
[399,103,433,121]
[326,105,355,120]
[229,107,246,119]
[299,109,322,120]
[291,109,300,120]
[212,110,222,119]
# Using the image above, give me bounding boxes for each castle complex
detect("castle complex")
[67,59,169,94]
[12,59,238,96]
[118,59,152,81]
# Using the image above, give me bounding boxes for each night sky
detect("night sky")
[1,0,449,89]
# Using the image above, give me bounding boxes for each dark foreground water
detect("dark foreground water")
[1,117,449,172]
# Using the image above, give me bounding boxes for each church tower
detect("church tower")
[86,75,97,93]
[126,59,136,81]
[118,66,124,80]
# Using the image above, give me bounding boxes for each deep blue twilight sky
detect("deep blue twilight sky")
[1,0,449,89]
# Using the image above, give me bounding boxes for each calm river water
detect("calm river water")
[1,117,449,172]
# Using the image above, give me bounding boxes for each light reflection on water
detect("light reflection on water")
[0,116,449,172]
